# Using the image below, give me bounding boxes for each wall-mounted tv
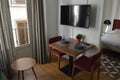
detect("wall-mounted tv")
[61,5,91,28]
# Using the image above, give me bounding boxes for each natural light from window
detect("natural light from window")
[9,0,30,47]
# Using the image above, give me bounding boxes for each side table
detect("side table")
[11,57,37,80]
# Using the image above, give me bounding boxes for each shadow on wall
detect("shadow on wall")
[90,5,97,28]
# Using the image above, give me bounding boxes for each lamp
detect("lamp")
[104,20,111,33]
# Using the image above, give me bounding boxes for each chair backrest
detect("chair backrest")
[90,50,103,64]
[49,36,62,44]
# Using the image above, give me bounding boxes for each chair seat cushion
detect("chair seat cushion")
[73,56,91,72]
[51,49,65,57]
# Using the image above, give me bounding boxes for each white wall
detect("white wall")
[102,0,120,33]
[117,0,120,19]
[102,0,113,32]
[45,0,58,39]
[58,0,104,49]
[44,0,120,43]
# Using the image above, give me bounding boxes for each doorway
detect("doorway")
[8,0,32,59]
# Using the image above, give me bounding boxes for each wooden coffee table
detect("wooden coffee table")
[11,57,37,80]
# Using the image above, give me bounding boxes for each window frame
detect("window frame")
[9,0,26,6]
[17,20,27,45]
[12,19,30,47]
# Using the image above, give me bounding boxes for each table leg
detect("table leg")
[69,56,73,72]
[22,71,24,80]
[60,56,73,76]
[32,67,37,80]
[60,56,80,76]
[18,71,20,80]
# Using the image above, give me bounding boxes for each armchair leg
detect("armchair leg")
[49,47,52,62]
[97,66,100,80]
[89,71,93,80]
[58,56,61,69]
[49,53,51,62]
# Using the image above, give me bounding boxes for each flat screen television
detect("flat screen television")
[61,5,91,28]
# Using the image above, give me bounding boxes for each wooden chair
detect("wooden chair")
[71,50,103,80]
[49,36,65,69]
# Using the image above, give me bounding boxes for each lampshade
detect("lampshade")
[104,20,111,25]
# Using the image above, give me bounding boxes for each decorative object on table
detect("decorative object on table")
[62,36,65,41]
[76,34,83,43]
[60,39,69,44]
[74,43,86,50]
[60,36,69,44]
[69,44,87,53]
[104,20,111,33]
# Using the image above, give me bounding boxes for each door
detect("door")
[16,20,28,45]
[8,0,32,59]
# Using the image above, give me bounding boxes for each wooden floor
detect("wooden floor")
[12,56,113,80]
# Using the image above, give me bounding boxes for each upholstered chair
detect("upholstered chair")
[49,36,65,69]
[71,50,103,80]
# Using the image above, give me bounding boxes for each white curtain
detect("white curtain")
[0,0,14,77]
[26,0,48,64]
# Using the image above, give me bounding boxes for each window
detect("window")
[16,20,29,45]
[12,20,29,47]
[10,0,25,5]
[9,0,29,47]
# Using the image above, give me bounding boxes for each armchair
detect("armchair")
[72,50,103,80]
[49,36,65,69]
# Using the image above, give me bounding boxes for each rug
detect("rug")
[100,50,120,80]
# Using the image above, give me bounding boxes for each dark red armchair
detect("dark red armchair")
[49,36,65,69]
[72,50,103,80]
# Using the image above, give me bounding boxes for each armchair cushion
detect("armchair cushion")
[73,50,102,72]
[73,56,91,72]
[49,36,62,44]
[51,49,65,57]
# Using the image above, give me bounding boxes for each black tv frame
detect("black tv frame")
[60,5,91,28]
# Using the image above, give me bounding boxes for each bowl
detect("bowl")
[60,40,69,44]
[74,43,85,50]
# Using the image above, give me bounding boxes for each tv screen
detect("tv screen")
[61,5,91,28]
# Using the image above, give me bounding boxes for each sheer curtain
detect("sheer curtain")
[0,0,14,77]
[26,0,48,64]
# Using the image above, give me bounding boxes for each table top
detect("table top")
[49,39,94,58]
[11,57,36,71]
